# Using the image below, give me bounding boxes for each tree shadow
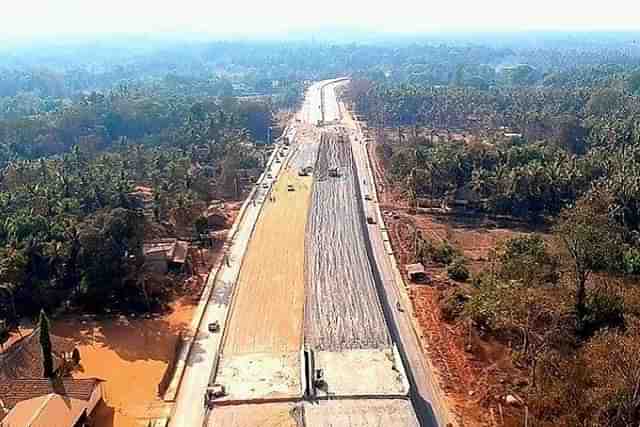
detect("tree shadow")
[52,311,191,364]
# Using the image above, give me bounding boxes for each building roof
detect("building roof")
[0,378,102,427]
[0,330,75,382]
[405,263,426,276]
[144,239,189,264]
[0,378,101,411]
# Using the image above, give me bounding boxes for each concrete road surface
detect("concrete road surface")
[328,80,455,427]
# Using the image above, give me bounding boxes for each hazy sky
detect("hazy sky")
[1,0,639,38]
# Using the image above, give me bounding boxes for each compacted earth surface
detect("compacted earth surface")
[54,298,194,427]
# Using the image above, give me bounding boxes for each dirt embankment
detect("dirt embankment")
[369,138,542,427]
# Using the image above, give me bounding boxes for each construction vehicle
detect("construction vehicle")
[205,384,225,407]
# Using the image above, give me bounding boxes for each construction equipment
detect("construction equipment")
[208,321,220,332]
[205,384,225,407]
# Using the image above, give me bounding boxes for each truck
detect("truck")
[328,167,339,177]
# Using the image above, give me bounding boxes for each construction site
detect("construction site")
[167,79,437,427]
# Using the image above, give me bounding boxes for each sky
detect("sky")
[0,0,639,39]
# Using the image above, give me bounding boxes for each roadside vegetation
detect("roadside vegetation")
[0,53,278,336]
[347,43,640,426]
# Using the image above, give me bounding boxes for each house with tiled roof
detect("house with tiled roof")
[0,378,103,427]
[0,329,104,427]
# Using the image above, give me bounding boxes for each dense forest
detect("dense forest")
[0,44,282,333]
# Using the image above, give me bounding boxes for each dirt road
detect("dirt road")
[223,171,311,354]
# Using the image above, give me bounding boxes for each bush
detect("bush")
[440,288,469,321]
[581,287,625,336]
[499,234,558,285]
[447,258,470,281]
[428,241,459,265]
[623,247,640,275]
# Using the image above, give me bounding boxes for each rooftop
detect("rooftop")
[405,263,426,276]
[0,378,102,427]
[0,329,75,382]
[0,378,101,410]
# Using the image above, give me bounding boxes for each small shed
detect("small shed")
[406,263,427,283]
[144,239,190,274]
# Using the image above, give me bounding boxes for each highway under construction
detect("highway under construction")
[168,79,453,427]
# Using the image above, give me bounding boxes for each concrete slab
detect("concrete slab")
[207,402,301,427]
[304,398,420,427]
[215,352,303,402]
[314,349,408,398]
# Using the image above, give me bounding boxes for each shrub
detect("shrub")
[581,287,625,336]
[447,259,470,281]
[440,288,469,321]
[435,243,459,265]
[623,247,640,275]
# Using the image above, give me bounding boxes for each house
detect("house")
[0,378,104,427]
[406,263,428,283]
[0,329,101,427]
[143,239,190,274]
[204,205,229,230]
[128,186,155,218]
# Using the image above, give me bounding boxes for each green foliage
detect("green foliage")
[629,69,640,94]
[499,234,558,285]
[440,288,469,321]
[38,310,54,378]
[623,247,640,275]
[464,280,501,330]
[0,78,266,319]
[433,243,459,265]
[555,191,624,324]
[447,259,470,281]
[581,286,625,337]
